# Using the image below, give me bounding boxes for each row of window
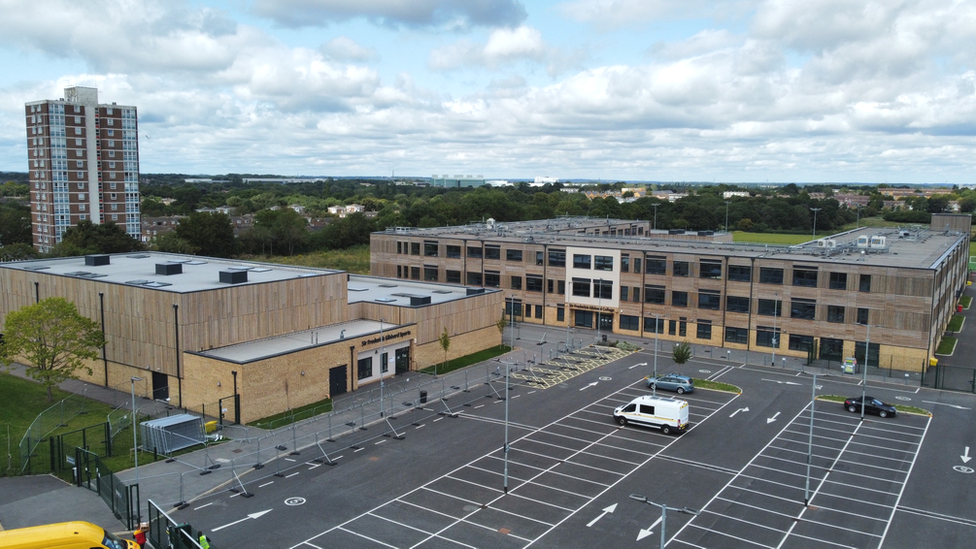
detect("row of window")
[393,244,873,292]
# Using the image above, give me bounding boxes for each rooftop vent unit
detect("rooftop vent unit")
[697,230,714,236]
[410,296,432,306]
[668,229,685,235]
[870,236,887,247]
[219,270,248,284]
[85,254,110,266]
[856,235,871,248]
[817,239,837,248]
[466,288,486,296]
[156,263,183,276]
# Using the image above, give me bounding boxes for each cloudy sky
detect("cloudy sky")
[1,0,974,183]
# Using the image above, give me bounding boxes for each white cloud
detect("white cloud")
[320,37,378,62]
[251,0,528,29]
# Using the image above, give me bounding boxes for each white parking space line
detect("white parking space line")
[258,481,274,488]
[334,526,401,549]
[193,502,213,510]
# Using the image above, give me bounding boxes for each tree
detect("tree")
[672,342,692,365]
[50,220,145,256]
[0,297,106,401]
[438,327,451,376]
[496,315,507,347]
[174,212,238,258]
[0,203,32,246]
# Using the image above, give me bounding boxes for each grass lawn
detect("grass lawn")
[948,314,965,332]
[732,232,811,245]
[248,244,371,273]
[0,373,143,478]
[962,295,972,308]
[693,379,741,393]
[420,345,512,376]
[248,397,333,430]
[937,336,957,355]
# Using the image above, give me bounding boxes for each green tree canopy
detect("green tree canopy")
[50,220,145,256]
[173,212,238,258]
[1,297,106,401]
[672,342,692,365]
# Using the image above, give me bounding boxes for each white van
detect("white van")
[613,395,689,435]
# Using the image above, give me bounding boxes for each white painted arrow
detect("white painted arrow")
[637,516,663,541]
[963,447,972,464]
[761,379,801,386]
[586,503,617,527]
[729,407,750,418]
[212,509,272,532]
[580,382,599,391]
[629,362,648,370]
[766,412,781,424]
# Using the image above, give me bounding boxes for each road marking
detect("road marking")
[376,439,387,445]
[528,390,537,394]
[212,509,272,532]
[587,503,617,527]
[285,497,306,506]
[638,516,663,541]
[259,481,274,488]
[433,417,443,422]
[415,424,425,429]
[285,458,296,462]
[962,447,971,464]
[767,412,781,424]
[474,404,485,409]
[285,472,300,478]
[761,378,800,385]
[922,401,971,410]
[353,447,364,453]
[729,407,749,418]
[194,503,213,510]
[512,394,521,399]
[954,465,974,474]
[580,382,599,391]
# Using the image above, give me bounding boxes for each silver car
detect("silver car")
[645,373,694,394]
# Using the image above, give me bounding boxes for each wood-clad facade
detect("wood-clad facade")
[371,217,970,373]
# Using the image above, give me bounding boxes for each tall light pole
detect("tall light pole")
[652,203,659,231]
[724,200,731,233]
[130,376,142,484]
[804,373,816,506]
[379,318,385,416]
[810,207,822,240]
[855,204,863,228]
[859,323,871,422]
[629,494,700,549]
[652,313,663,396]
[596,279,603,348]
[771,293,778,366]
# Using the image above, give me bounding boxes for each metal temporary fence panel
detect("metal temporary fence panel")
[148,499,205,549]
[141,414,205,454]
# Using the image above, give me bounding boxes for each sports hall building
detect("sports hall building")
[0,253,502,422]
[370,215,970,373]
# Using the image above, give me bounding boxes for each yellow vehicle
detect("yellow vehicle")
[0,521,138,549]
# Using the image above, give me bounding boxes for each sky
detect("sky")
[1,0,974,183]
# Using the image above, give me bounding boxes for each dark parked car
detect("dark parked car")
[645,373,694,394]
[844,396,897,418]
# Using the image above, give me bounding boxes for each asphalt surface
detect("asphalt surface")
[3,304,976,547]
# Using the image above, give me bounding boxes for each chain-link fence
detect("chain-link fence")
[17,392,91,474]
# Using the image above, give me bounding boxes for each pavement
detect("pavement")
[2,303,972,540]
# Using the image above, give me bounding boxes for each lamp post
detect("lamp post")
[130,376,142,484]
[855,204,863,228]
[629,494,700,549]
[810,207,822,240]
[596,279,603,349]
[652,203,659,231]
[771,293,779,366]
[652,313,663,396]
[724,200,731,233]
[858,323,871,422]
[804,373,816,506]
[379,318,385,416]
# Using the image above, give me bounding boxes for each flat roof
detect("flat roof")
[0,252,340,293]
[199,319,396,363]
[377,219,967,270]
[346,275,493,306]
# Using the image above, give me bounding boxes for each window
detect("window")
[380,352,389,374]
[726,296,750,313]
[759,267,784,284]
[790,298,816,320]
[758,299,782,316]
[484,272,500,288]
[410,266,420,280]
[827,305,845,323]
[620,286,629,301]
[548,249,566,267]
[620,315,640,331]
[698,290,721,310]
[756,328,780,348]
[357,357,373,380]
[789,334,814,352]
[644,317,664,333]
[485,246,501,260]
[594,255,613,271]
[793,268,818,287]
[673,261,689,277]
[536,251,544,266]
[572,278,591,297]
[506,249,523,261]
[573,254,591,269]
[424,266,438,281]
[396,265,402,278]
[697,321,712,340]
[859,274,872,293]
[679,321,687,337]
[446,245,461,258]
[558,280,565,295]
[467,246,482,258]
[644,285,666,304]
[397,242,402,254]
[446,270,461,284]
[699,260,722,279]
[620,254,630,272]
[526,275,543,292]
[534,305,543,319]
[646,257,666,275]
[829,272,847,290]
[410,242,420,255]
[632,287,640,302]
[725,327,749,344]
[633,258,642,273]
[557,306,565,322]
[466,272,482,285]
[594,279,613,299]
[857,308,869,324]
[574,310,594,328]
[672,291,688,307]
